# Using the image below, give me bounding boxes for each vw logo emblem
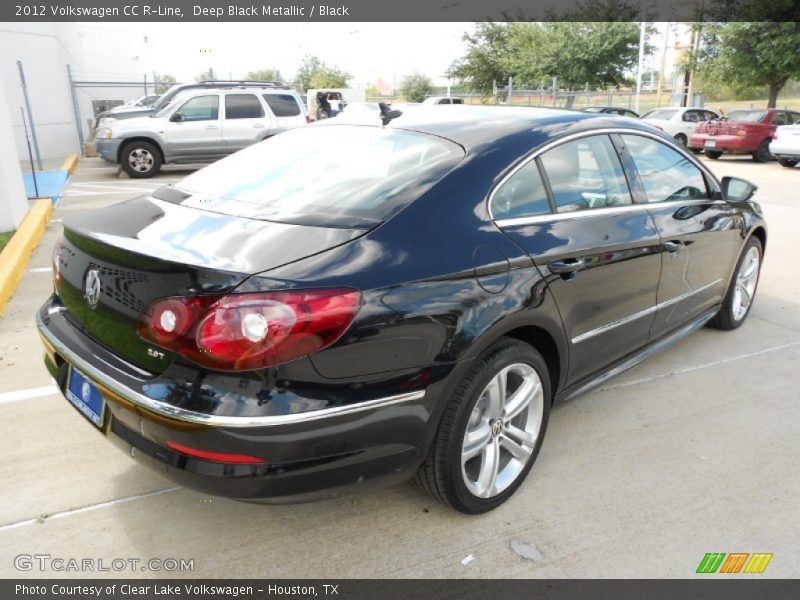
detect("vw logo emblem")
[81,381,92,403]
[84,268,101,309]
[491,419,504,437]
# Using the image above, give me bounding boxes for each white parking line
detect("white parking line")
[28,267,53,273]
[0,487,181,533]
[599,340,800,391]
[0,385,59,405]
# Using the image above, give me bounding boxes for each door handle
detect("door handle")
[205,125,218,130]
[664,240,685,253]
[252,123,265,128]
[548,258,586,279]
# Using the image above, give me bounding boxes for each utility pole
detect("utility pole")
[685,23,702,107]
[635,21,646,114]
[656,23,670,107]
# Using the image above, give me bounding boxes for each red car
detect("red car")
[689,108,800,162]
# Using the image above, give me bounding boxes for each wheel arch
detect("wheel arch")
[117,136,165,164]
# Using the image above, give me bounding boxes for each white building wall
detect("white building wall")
[0,75,29,230]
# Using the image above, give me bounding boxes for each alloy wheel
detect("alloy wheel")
[732,246,760,321]
[128,148,154,173]
[461,363,545,498]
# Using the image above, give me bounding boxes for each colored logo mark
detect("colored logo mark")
[696,552,773,574]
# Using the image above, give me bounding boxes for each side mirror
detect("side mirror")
[721,176,758,202]
[170,112,184,122]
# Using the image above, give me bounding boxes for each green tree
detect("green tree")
[245,68,283,83]
[695,22,800,108]
[294,55,349,92]
[154,74,177,94]
[399,73,434,102]
[453,20,646,105]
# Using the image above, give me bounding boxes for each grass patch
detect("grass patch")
[0,230,15,253]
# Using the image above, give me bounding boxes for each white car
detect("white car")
[640,107,719,148]
[422,96,465,105]
[770,121,800,168]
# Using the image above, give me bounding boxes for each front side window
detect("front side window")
[683,110,703,122]
[540,135,632,212]
[622,134,709,203]
[225,94,265,119]
[491,160,551,220]
[263,94,302,117]
[176,95,219,122]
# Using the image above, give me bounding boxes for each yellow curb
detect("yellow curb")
[0,198,53,315]
[61,154,79,174]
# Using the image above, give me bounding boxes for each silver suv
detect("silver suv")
[95,85,309,178]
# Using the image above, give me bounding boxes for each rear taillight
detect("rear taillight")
[305,115,313,124]
[137,288,362,371]
[52,239,63,289]
[773,131,778,140]
[734,128,748,136]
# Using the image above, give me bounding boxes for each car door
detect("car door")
[618,133,742,340]
[680,109,704,138]
[164,94,223,159]
[491,133,662,384]
[221,93,269,154]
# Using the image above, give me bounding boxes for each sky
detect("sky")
[77,22,476,88]
[75,22,692,91]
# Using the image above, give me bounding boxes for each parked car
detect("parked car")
[769,120,800,168]
[422,96,465,105]
[94,85,309,177]
[39,107,766,513]
[118,94,160,109]
[306,88,366,120]
[583,105,639,118]
[689,108,800,161]
[95,81,289,127]
[640,107,719,148]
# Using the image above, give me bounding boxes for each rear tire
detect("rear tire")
[778,158,798,168]
[120,140,162,178]
[708,236,762,331]
[416,337,551,514]
[752,140,772,163]
[705,150,722,160]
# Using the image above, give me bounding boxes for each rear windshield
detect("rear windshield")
[642,109,677,120]
[169,125,464,228]
[727,110,767,123]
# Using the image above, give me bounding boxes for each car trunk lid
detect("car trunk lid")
[56,195,364,373]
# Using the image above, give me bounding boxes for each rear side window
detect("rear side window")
[622,134,709,203]
[491,160,551,220]
[540,135,632,212]
[176,95,218,122]
[263,94,302,117]
[643,109,678,120]
[173,125,464,228]
[225,94,264,119]
[452,98,464,104]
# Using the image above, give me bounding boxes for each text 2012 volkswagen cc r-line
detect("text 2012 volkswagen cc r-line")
[38,106,766,514]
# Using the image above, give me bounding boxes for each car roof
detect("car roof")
[319,105,664,151]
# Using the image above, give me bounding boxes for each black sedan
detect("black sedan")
[38,106,766,514]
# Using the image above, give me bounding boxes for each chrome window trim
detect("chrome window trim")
[488,127,722,223]
[571,278,724,344]
[36,313,425,428]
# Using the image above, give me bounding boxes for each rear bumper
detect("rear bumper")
[36,297,453,501]
[688,134,754,154]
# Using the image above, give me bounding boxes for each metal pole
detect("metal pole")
[143,74,148,98]
[16,61,42,170]
[635,21,646,114]
[552,77,557,107]
[508,77,513,105]
[66,65,85,154]
[20,107,39,198]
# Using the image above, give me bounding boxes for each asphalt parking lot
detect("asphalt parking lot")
[0,155,798,579]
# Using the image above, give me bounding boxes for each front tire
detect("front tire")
[708,236,762,330]
[120,140,162,178]
[674,133,688,147]
[416,338,551,514]
[778,158,798,168]
[705,150,722,160]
